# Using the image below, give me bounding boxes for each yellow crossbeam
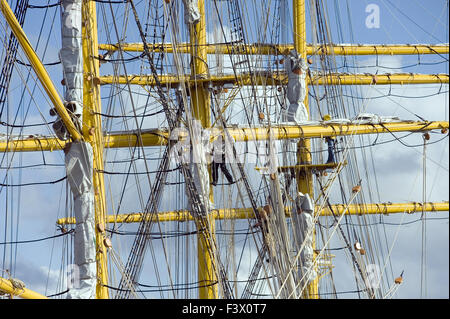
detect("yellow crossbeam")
[0,276,47,299]
[98,73,449,86]
[0,0,81,141]
[98,43,449,56]
[1,121,448,152]
[275,162,345,171]
[56,202,449,224]
[256,161,347,172]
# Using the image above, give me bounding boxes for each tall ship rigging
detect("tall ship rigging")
[0,0,448,299]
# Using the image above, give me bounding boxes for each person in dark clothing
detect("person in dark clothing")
[322,115,336,164]
[211,138,234,186]
[325,136,336,164]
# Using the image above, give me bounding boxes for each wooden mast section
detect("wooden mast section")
[57,201,450,225]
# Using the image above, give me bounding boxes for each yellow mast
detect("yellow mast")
[188,0,218,299]
[293,0,319,299]
[81,0,109,299]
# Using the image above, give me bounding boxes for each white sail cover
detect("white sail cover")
[292,192,317,286]
[61,0,83,113]
[52,0,83,140]
[352,113,402,124]
[188,121,212,213]
[182,0,201,25]
[284,50,308,123]
[65,142,96,299]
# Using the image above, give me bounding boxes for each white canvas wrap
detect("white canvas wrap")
[352,113,402,124]
[65,142,96,299]
[52,0,83,140]
[187,122,212,213]
[182,0,201,25]
[292,192,317,286]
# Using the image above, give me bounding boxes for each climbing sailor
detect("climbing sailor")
[325,136,336,164]
[322,115,336,164]
[211,137,233,186]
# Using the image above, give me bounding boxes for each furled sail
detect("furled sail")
[182,0,200,25]
[57,0,95,299]
[65,142,96,299]
[284,50,308,123]
[51,0,83,140]
[292,192,317,287]
[187,120,213,213]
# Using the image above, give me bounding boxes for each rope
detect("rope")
[0,229,73,245]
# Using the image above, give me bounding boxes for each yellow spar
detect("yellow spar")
[98,43,449,56]
[97,72,449,86]
[1,121,448,152]
[0,276,48,299]
[56,202,450,225]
